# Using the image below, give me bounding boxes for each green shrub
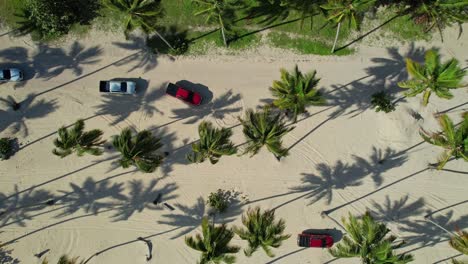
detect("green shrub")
[16,0,101,40]
[207,189,231,214]
[371,91,396,113]
[0,138,13,160]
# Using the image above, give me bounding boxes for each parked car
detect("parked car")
[297,232,334,248]
[166,82,202,106]
[0,68,23,82]
[99,80,136,94]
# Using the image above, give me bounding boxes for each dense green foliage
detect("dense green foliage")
[185,217,240,264]
[112,128,164,173]
[420,113,468,170]
[207,189,230,214]
[270,65,325,122]
[16,0,100,40]
[187,121,237,164]
[234,207,290,257]
[450,229,468,255]
[329,212,414,263]
[370,91,396,113]
[0,138,13,160]
[398,49,466,106]
[239,107,294,158]
[52,119,105,158]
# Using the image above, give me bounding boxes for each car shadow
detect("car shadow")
[175,80,214,105]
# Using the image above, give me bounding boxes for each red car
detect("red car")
[297,232,334,248]
[166,83,202,106]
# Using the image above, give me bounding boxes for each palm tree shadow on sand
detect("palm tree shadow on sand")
[0,94,58,136]
[369,195,426,223]
[112,36,159,73]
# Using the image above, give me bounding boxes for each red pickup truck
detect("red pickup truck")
[297,232,334,248]
[166,83,202,106]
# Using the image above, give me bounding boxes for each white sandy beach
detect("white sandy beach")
[0,25,467,264]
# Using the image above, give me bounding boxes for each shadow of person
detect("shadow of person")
[175,80,214,105]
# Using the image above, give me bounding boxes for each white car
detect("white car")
[0,68,23,82]
[99,80,136,94]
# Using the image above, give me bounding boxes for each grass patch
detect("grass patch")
[0,0,26,28]
[184,29,261,55]
[379,7,429,41]
[268,32,354,56]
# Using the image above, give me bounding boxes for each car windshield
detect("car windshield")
[2,70,11,79]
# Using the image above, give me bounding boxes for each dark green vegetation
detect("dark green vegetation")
[329,212,413,263]
[449,230,468,263]
[41,255,84,264]
[185,217,240,264]
[0,137,14,160]
[239,107,294,159]
[233,207,290,257]
[207,189,232,214]
[270,65,325,122]
[370,91,396,113]
[52,119,105,158]
[2,0,465,54]
[187,121,237,165]
[398,49,466,106]
[112,128,165,173]
[420,113,468,170]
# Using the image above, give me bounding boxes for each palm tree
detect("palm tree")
[41,255,83,264]
[398,49,466,106]
[270,65,325,122]
[233,207,290,257]
[103,0,173,49]
[112,128,164,173]
[185,217,240,264]
[191,0,238,47]
[420,113,467,169]
[404,0,468,41]
[320,0,376,53]
[329,212,413,263]
[186,121,237,164]
[52,119,105,158]
[450,229,468,264]
[239,107,294,159]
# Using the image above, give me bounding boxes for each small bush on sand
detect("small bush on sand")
[371,91,395,113]
[207,189,232,214]
[0,138,13,160]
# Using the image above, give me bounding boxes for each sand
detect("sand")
[0,25,467,264]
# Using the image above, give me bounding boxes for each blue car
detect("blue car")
[0,68,23,82]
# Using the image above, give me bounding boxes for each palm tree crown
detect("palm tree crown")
[53,119,105,158]
[187,121,237,164]
[234,207,291,257]
[192,0,238,46]
[239,107,294,158]
[420,113,467,169]
[398,49,466,106]
[450,229,468,255]
[270,65,325,122]
[185,217,240,264]
[41,255,83,264]
[321,0,376,52]
[329,212,413,263]
[112,128,164,173]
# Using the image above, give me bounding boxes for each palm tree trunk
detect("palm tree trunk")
[154,30,175,50]
[221,26,228,47]
[331,22,341,53]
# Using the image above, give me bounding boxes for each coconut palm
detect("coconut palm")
[239,107,294,159]
[52,119,105,158]
[398,49,466,106]
[187,121,237,164]
[270,65,325,122]
[185,217,240,264]
[450,229,468,255]
[329,212,414,263]
[320,0,376,53]
[103,0,173,49]
[234,207,290,257]
[191,0,238,47]
[112,128,164,173]
[420,113,467,169]
[404,0,468,41]
[41,255,83,264]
